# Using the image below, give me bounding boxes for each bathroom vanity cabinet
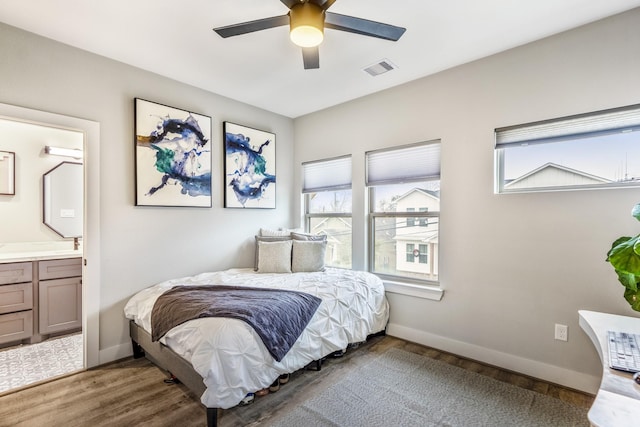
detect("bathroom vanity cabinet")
[38,258,82,335]
[0,262,34,345]
[0,257,81,346]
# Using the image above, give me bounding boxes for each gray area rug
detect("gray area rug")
[270,348,588,427]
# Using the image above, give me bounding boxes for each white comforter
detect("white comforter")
[124,267,389,409]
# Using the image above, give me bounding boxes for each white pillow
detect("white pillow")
[260,228,291,237]
[280,227,304,233]
[291,232,327,241]
[292,240,327,273]
[257,240,293,273]
[254,235,291,270]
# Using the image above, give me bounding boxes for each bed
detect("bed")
[124,266,389,427]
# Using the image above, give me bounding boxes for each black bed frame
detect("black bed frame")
[130,320,385,427]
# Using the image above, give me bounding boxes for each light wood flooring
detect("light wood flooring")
[0,335,594,427]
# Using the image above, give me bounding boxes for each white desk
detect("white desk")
[579,310,640,426]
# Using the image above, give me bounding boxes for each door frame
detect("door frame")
[0,102,100,368]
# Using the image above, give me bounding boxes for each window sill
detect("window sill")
[383,280,444,301]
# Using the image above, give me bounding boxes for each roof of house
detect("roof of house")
[504,162,611,188]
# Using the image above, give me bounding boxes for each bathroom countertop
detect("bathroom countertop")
[0,250,82,263]
[0,242,83,263]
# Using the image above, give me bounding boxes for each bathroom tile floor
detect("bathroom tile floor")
[0,333,83,394]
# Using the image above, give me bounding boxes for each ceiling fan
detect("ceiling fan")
[213,0,406,70]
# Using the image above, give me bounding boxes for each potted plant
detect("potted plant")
[606,203,640,311]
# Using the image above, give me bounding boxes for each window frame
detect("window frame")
[302,155,353,269]
[304,193,352,269]
[495,104,640,194]
[365,139,441,287]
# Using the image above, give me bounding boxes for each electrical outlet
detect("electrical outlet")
[555,324,568,341]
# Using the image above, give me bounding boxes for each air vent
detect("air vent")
[363,59,397,77]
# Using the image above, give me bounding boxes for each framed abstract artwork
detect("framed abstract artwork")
[224,122,276,209]
[135,98,212,207]
[0,150,15,195]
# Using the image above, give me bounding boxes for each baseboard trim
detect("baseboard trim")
[99,342,133,365]
[387,323,600,395]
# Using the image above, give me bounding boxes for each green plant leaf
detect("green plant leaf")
[632,203,640,221]
[624,287,640,312]
[607,236,633,260]
[616,270,639,291]
[608,236,640,275]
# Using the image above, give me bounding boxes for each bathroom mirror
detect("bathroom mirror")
[0,150,15,195]
[43,162,83,238]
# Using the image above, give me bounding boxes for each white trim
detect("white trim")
[387,323,600,394]
[384,280,443,301]
[99,342,132,364]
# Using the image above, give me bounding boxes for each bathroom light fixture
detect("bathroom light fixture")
[45,146,83,159]
[289,3,324,48]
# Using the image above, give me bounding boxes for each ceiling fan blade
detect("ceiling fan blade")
[213,15,289,38]
[309,0,336,10]
[280,0,300,9]
[325,12,406,41]
[302,47,320,69]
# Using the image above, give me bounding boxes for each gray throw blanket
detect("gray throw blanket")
[150,285,322,362]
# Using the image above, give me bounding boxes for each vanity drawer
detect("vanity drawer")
[39,258,82,280]
[0,282,33,314]
[0,262,33,285]
[0,310,33,345]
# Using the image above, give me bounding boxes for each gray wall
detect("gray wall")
[2,8,640,393]
[0,22,295,356]
[294,9,640,392]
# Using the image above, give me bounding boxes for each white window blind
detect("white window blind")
[496,104,640,148]
[366,140,441,186]
[302,155,352,193]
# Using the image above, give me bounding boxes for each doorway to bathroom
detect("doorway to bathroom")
[0,103,101,393]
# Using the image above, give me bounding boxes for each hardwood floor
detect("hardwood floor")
[0,336,594,427]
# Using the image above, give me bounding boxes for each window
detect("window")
[418,244,428,264]
[495,104,640,193]
[419,208,428,226]
[367,141,440,284]
[406,208,415,227]
[303,156,352,268]
[405,243,428,264]
[405,244,415,263]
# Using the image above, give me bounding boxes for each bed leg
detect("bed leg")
[206,407,218,427]
[306,359,322,371]
[131,340,145,359]
[367,329,387,340]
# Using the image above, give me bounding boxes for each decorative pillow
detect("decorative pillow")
[254,235,291,270]
[257,240,293,273]
[279,227,304,234]
[291,232,327,242]
[260,228,292,237]
[292,240,327,273]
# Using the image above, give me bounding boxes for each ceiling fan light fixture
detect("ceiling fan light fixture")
[289,3,324,48]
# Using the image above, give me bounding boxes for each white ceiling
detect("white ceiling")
[1,0,640,118]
